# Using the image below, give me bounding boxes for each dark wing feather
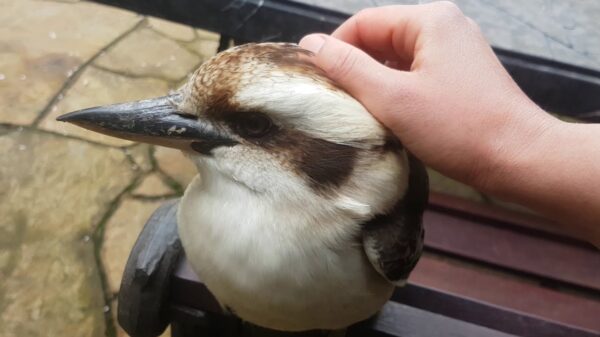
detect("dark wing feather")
[362,154,428,285]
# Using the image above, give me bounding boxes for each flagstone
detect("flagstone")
[101,198,173,294]
[148,17,196,42]
[39,66,170,147]
[154,147,198,188]
[0,0,140,125]
[132,173,176,197]
[94,27,200,81]
[0,127,137,337]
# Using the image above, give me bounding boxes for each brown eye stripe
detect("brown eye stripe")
[256,128,358,192]
[295,138,358,191]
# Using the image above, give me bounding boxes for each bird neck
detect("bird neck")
[179,164,366,246]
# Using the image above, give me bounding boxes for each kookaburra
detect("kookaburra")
[58,43,428,332]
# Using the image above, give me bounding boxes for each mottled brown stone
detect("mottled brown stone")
[153,147,198,188]
[101,198,172,294]
[39,66,170,146]
[0,128,137,337]
[132,173,176,197]
[0,0,140,125]
[94,27,200,81]
[148,17,196,42]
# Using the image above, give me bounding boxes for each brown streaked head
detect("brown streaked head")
[57,43,398,195]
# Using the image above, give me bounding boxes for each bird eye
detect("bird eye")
[236,112,273,138]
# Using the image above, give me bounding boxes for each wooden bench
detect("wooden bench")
[117,195,599,337]
[87,1,600,336]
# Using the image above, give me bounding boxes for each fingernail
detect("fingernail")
[299,34,326,54]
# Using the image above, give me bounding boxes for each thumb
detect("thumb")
[299,34,402,110]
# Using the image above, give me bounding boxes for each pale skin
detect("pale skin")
[299,2,600,246]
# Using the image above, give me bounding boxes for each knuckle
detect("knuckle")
[423,1,473,34]
[327,47,360,82]
[355,7,375,18]
[432,1,461,14]
[429,1,465,23]
[466,16,482,32]
[353,7,376,28]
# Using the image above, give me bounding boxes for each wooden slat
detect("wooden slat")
[351,301,517,337]
[393,284,598,337]
[428,192,590,243]
[423,209,600,291]
[172,258,598,337]
[411,254,600,331]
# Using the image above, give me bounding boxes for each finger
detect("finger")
[332,2,466,68]
[299,34,409,118]
[332,5,424,65]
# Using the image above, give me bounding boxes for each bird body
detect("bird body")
[58,43,428,332]
[178,149,405,330]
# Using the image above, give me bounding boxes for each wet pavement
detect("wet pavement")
[1,1,213,335]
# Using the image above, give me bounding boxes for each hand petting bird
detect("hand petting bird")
[58,43,428,332]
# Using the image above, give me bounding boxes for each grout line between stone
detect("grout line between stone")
[130,193,181,201]
[0,122,131,149]
[90,64,179,84]
[149,25,218,60]
[91,174,144,337]
[155,168,186,195]
[122,145,156,174]
[146,24,197,44]
[31,18,148,126]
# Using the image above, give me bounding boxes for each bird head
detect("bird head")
[58,43,408,219]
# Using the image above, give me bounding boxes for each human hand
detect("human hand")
[299,1,558,190]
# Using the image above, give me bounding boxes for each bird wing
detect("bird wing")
[362,154,429,286]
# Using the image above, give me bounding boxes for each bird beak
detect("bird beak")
[57,93,232,151]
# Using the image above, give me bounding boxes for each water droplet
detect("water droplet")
[82,79,89,86]
[18,144,27,151]
[66,70,74,77]
[83,235,91,242]
[51,105,58,112]
[0,74,5,80]
[48,31,57,39]
[19,74,27,80]
[103,305,110,313]
[57,94,64,101]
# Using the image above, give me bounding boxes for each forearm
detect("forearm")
[300,3,600,246]
[479,113,600,245]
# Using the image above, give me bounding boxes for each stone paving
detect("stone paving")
[0,1,514,336]
[1,1,214,336]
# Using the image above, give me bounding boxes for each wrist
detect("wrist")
[470,103,562,197]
